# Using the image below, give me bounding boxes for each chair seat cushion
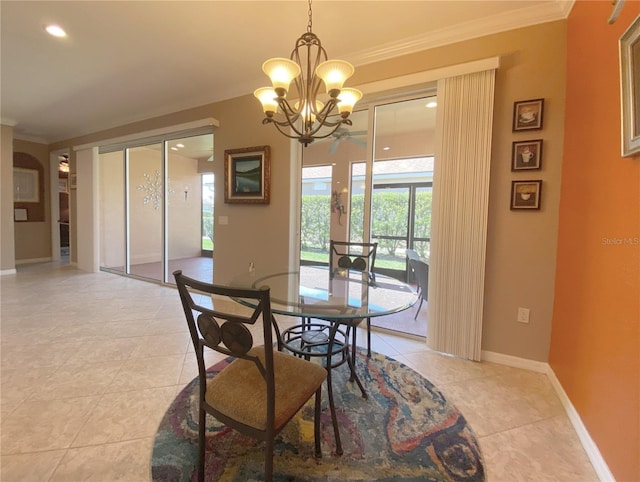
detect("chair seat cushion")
[205,348,326,432]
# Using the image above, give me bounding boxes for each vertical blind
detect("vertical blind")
[427,69,496,361]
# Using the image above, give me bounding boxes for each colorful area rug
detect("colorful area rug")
[151,350,485,481]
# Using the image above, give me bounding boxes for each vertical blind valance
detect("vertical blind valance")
[427,69,495,361]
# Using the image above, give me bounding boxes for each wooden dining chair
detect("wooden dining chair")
[174,270,327,482]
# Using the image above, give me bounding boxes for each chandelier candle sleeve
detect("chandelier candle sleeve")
[253,0,362,146]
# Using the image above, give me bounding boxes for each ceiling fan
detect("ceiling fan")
[325,126,367,154]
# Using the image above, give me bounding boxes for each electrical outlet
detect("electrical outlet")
[517,307,530,323]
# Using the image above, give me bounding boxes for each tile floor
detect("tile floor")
[0,262,598,481]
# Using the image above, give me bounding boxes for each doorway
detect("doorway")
[49,150,71,264]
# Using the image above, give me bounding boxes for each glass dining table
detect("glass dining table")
[231,265,418,321]
[231,265,418,454]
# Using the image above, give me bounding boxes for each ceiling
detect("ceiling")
[1,1,572,145]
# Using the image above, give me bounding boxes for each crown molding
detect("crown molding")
[12,132,49,144]
[348,1,575,66]
[1,118,18,127]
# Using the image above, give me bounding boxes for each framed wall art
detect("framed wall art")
[511,180,542,210]
[513,98,544,131]
[620,15,640,157]
[13,152,45,222]
[224,145,271,204]
[512,139,543,171]
[58,178,69,193]
[13,167,39,202]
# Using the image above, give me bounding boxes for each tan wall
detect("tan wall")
[99,151,125,268]
[12,139,52,262]
[49,21,567,361]
[51,95,293,282]
[550,1,640,480]
[1,125,16,272]
[355,21,567,361]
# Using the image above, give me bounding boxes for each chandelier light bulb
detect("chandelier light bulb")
[262,58,301,95]
[254,87,279,115]
[337,88,363,115]
[315,60,354,96]
[295,99,324,122]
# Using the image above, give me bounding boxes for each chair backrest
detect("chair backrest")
[329,240,378,273]
[407,257,429,294]
[173,270,275,401]
[405,248,421,262]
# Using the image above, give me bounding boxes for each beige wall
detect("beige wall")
[1,125,16,272]
[48,20,566,361]
[388,22,566,361]
[99,151,125,268]
[12,139,52,262]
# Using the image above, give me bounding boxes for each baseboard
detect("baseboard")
[546,368,615,482]
[15,257,52,265]
[482,350,614,482]
[481,350,548,373]
[0,268,17,275]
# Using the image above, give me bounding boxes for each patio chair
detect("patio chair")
[406,249,429,319]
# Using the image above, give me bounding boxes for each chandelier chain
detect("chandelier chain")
[307,0,313,33]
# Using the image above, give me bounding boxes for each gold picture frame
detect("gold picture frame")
[620,15,640,157]
[224,146,271,204]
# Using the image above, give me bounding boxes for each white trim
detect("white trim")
[49,148,68,262]
[546,369,616,482]
[12,133,48,144]
[482,350,614,482]
[0,268,17,275]
[15,257,52,265]
[73,118,219,151]
[348,1,573,66]
[481,350,549,373]
[358,57,500,97]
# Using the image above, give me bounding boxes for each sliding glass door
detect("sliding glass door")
[298,93,436,337]
[128,143,164,281]
[99,131,214,284]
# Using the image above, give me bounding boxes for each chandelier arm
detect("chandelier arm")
[268,117,306,138]
[306,120,353,141]
[272,122,306,140]
[313,99,340,123]
[276,98,302,128]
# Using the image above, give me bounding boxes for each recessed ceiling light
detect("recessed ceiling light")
[176,143,184,148]
[171,147,178,151]
[45,24,67,38]
[426,101,437,108]
[383,146,390,151]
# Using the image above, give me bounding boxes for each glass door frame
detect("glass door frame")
[99,127,214,285]
[370,181,432,280]
[352,90,436,246]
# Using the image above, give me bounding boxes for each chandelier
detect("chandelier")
[254,0,362,147]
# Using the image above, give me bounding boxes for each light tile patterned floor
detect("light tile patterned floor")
[0,262,598,481]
